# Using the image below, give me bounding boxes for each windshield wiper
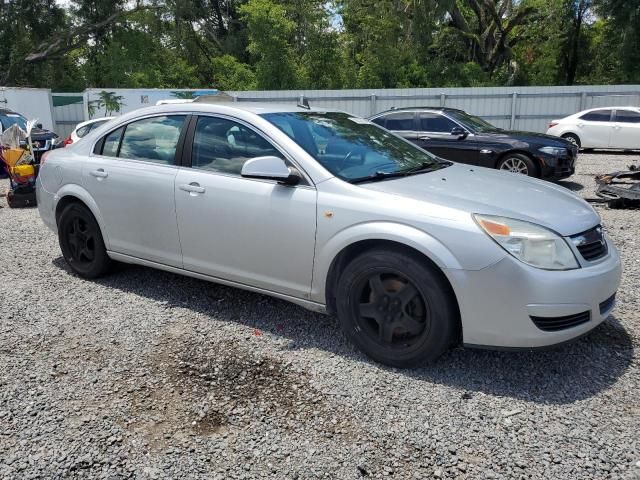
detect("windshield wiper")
[400,161,451,174]
[350,162,450,184]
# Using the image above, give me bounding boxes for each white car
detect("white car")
[64,117,114,146]
[36,102,621,367]
[547,107,640,150]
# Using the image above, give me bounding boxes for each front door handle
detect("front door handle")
[179,182,205,194]
[90,169,108,179]
[418,135,432,141]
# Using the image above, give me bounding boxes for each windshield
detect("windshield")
[447,110,500,133]
[261,112,448,182]
[0,113,28,132]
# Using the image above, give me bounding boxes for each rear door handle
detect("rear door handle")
[179,182,205,194]
[90,169,108,178]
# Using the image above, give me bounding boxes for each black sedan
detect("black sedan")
[369,107,577,179]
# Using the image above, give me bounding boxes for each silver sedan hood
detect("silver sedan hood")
[359,164,599,236]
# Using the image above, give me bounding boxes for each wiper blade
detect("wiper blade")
[400,161,450,174]
[350,162,450,184]
[351,170,407,184]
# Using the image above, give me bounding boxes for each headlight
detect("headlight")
[474,214,579,270]
[538,146,566,156]
[51,137,62,147]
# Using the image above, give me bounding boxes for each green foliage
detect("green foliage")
[210,55,257,90]
[0,0,638,91]
[240,0,301,89]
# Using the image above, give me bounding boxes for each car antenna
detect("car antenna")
[298,97,311,110]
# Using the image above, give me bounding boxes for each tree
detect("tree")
[240,0,301,89]
[445,0,537,80]
[594,0,640,82]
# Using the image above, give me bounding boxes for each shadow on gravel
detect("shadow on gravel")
[583,150,640,157]
[555,180,584,192]
[53,257,634,405]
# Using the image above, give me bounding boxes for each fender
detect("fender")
[53,183,111,250]
[310,221,463,303]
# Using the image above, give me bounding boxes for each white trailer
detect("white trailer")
[0,87,56,131]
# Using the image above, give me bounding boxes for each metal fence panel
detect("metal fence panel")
[229,85,640,133]
[47,85,640,135]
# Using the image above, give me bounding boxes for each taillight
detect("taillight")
[549,122,558,129]
[63,136,73,146]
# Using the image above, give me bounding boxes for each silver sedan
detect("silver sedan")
[36,102,622,367]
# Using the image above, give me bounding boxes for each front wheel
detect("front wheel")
[58,203,111,278]
[335,248,458,368]
[497,153,538,177]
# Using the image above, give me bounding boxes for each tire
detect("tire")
[58,203,111,279]
[335,248,457,368]
[497,153,538,177]
[562,133,581,148]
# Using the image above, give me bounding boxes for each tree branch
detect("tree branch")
[24,5,161,63]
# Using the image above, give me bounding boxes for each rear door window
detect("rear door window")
[381,112,415,131]
[615,110,640,123]
[118,116,186,164]
[580,110,613,122]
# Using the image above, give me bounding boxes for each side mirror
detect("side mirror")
[241,156,301,186]
[451,126,467,138]
[36,123,43,129]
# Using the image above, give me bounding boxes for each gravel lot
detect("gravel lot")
[1,153,639,479]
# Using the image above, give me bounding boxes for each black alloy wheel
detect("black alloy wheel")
[335,248,457,367]
[58,203,111,278]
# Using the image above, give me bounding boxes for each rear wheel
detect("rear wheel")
[562,133,581,148]
[58,203,111,278]
[497,153,538,177]
[335,248,457,368]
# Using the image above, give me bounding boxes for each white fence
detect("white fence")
[229,85,640,133]
[48,85,640,136]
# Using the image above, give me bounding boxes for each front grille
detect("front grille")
[599,294,616,315]
[531,311,591,332]
[571,226,607,262]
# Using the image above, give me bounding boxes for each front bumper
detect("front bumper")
[539,145,578,179]
[540,156,576,179]
[447,238,622,348]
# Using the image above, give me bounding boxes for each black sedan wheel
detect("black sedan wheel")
[58,203,111,278]
[336,248,457,367]
[497,153,538,177]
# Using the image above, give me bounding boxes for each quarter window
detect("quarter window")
[76,125,91,138]
[419,113,458,133]
[101,127,124,157]
[580,110,612,122]
[118,116,186,164]
[615,110,640,124]
[192,117,283,175]
[382,112,415,131]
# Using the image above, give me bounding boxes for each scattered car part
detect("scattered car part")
[596,165,640,208]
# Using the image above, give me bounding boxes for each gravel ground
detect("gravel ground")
[0,153,639,479]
